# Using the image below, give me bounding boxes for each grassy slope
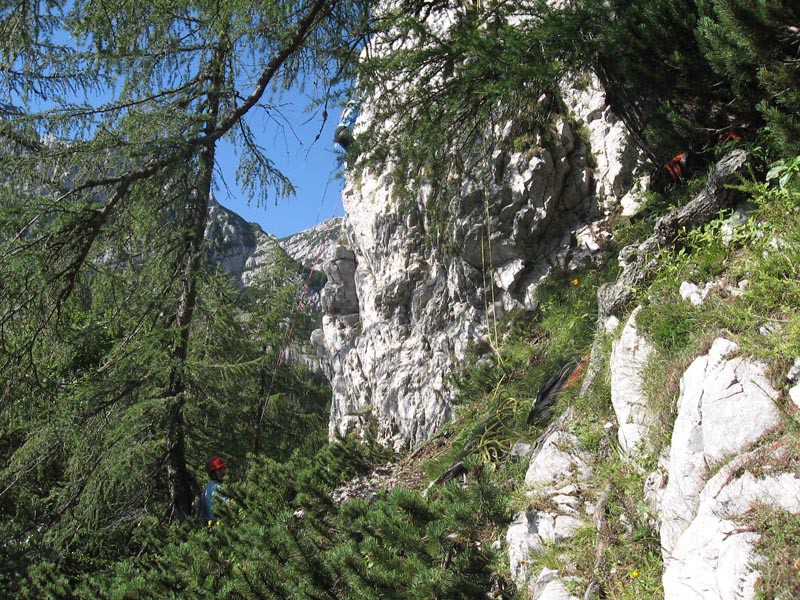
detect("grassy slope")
[397,149,800,598]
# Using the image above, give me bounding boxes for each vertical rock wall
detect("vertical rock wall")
[314,76,642,448]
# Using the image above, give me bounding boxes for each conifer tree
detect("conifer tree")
[356,0,566,183]
[356,0,798,180]
[0,0,369,587]
[231,250,330,462]
[696,0,800,155]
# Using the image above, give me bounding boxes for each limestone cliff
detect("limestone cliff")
[313,76,642,449]
[279,217,345,269]
[204,195,282,288]
[205,198,342,374]
[307,47,800,596]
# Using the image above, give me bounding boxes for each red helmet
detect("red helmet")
[205,456,226,474]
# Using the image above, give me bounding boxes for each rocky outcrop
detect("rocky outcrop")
[529,568,580,600]
[561,76,644,216]
[662,449,800,600]
[315,79,642,448]
[279,217,344,269]
[789,358,800,410]
[509,329,793,599]
[507,411,593,593]
[653,338,783,591]
[205,197,342,312]
[609,307,655,455]
[205,196,274,287]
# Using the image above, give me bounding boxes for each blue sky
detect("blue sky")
[213,94,348,240]
[26,21,351,241]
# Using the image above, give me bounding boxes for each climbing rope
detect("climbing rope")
[480,154,503,365]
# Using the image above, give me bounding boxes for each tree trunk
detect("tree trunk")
[163,179,212,521]
[164,39,226,522]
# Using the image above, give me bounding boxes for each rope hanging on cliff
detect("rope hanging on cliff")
[481,182,503,365]
[250,168,343,461]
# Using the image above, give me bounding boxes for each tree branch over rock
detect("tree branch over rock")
[598,149,751,322]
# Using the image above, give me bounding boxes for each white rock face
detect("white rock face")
[525,432,592,490]
[561,75,643,213]
[663,449,800,600]
[658,338,782,575]
[788,357,800,383]
[790,384,800,411]
[679,281,712,305]
[507,333,791,598]
[609,307,655,454]
[205,196,277,288]
[679,279,746,306]
[315,78,642,446]
[786,357,800,411]
[507,429,592,589]
[507,511,583,584]
[279,217,344,269]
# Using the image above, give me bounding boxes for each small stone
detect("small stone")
[787,358,800,383]
[679,281,711,305]
[789,385,800,411]
[510,441,533,459]
[602,315,620,333]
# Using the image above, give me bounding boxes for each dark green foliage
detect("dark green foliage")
[579,0,731,161]
[696,0,800,156]
[23,437,512,599]
[327,474,500,599]
[357,0,798,195]
[562,0,800,159]
[0,258,332,593]
[0,0,367,590]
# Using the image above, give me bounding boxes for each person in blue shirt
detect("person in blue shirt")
[202,456,230,523]
[334,99,361,153]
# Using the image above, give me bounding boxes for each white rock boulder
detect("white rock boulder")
[659,338,782,563]
[531,568,580,600]
[525,432,592,490]
[609,307,655,454]
[508,430,593,587]
[663,449,800,599]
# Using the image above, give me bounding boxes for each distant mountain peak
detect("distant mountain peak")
[279,217,345,269]
[205,196,344,290]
